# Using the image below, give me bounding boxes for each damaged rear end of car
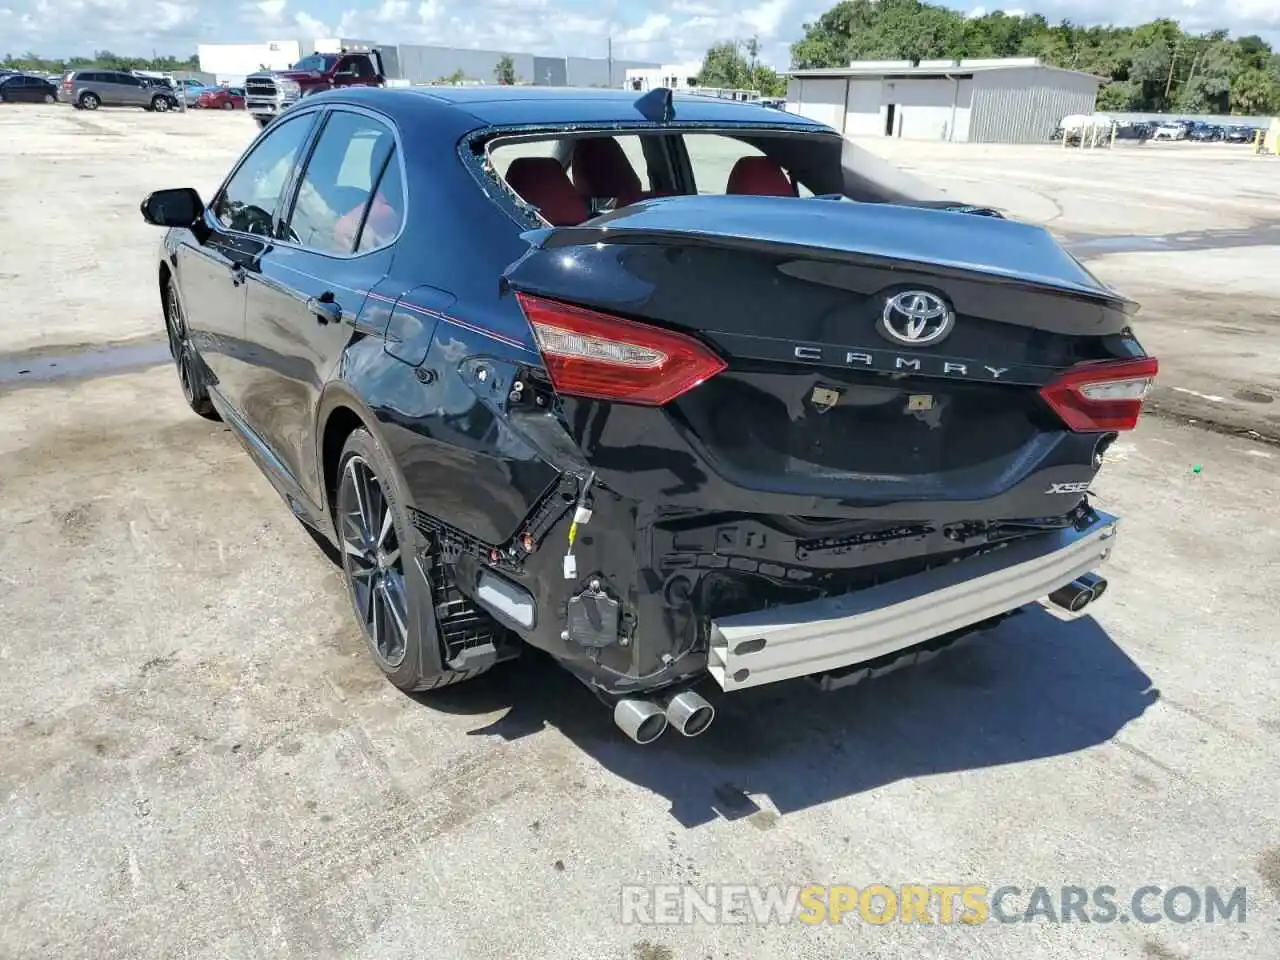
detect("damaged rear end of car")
[433,112,1157,743]
[471,207,1154,741]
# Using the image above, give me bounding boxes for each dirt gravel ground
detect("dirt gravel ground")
[1,102,1279,960]
[1,367,1277,960]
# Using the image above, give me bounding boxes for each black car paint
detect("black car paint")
[150,87,1145,697]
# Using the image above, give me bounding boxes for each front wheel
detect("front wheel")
[43,93,55,104]
[164,280,218,420]
[253,115,270,129]
[151,95,171,113]
[335,429,487,692]
[222,100,234,110]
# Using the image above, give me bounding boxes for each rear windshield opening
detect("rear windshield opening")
[483,130,852,228]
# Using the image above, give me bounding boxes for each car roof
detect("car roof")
[327,85,827,132]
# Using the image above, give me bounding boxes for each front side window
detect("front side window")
[292,55,336,73]
[212,113,315,235]
[356,151,404,252]
[283,110,398,254]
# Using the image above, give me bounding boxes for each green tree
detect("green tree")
[494,55,516,85]
[784,1,1280,116]
[697,39,786,95]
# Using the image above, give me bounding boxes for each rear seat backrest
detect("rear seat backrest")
[504,157,589,226]
[571,138,644,207]
[725,156,797,197]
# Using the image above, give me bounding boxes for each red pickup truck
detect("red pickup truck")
[244,49,386,128]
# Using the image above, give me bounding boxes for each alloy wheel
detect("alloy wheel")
[338,456,410,669]
[165,284,196,404]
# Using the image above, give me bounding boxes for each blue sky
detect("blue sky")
[2,0,1277,64]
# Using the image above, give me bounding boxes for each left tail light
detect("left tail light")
[1038,356,1159,432]
[515,292,727,406]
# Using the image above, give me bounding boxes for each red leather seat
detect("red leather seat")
[505,157,589,226]
[571,138,645,207]
[726,156,798,196]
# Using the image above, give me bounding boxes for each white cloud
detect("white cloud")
[1,0,1276,64]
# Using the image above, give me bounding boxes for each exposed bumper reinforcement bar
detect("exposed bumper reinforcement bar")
[707,510,1118,692]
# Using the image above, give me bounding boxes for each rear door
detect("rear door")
[239,106,403,506]
[179,110,320,411]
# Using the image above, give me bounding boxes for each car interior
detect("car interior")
[489,131,827,227]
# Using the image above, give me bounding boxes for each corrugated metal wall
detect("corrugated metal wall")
[532,56,568,86]
[395,43,654,86]
[969,68,1098,143]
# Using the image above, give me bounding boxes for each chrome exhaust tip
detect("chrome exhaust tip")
[613,699,668,745]
[1041,577,1096,619]
[663,690,716,737]
[1076,572,1108,603]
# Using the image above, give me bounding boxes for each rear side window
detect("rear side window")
[282,110,398,254]
[213,113,315,234]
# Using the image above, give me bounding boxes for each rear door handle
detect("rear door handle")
[307,294,342,325]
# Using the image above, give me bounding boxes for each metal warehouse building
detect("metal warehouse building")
[786,57,1104,143]
[197,37,655,88]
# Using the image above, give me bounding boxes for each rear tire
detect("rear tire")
[334,428,488,692]
[79,92,99,110]
[223,100,234,110]
[43,93,55,104]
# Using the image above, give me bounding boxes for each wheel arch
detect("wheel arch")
[316,382,413,520]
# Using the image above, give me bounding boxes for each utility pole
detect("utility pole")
[1164,41,1179,101]
[607,37,613,88]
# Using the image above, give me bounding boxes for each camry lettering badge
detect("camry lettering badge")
[878,290,955,347]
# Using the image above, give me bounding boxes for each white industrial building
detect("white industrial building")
[786,57,1104,144]
[624,61,704,92]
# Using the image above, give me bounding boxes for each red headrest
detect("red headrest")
[571,138,643,205]
[505,157,589,226]
[726,156,796,197]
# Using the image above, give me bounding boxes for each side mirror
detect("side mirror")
[140,188,204,228]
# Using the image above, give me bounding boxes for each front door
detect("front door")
[242,107,404,508]
[184,110,320,413]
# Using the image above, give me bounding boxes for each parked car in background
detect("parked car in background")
[1187,124,1223,142]
[0,73,58,103]
[1224,125,1256,144]
[1112,122,1153,142]
[58,69,181,111]
[172,77,211,105]
[245,49,385,128]
[195,86,245,110]
[1150,121,1187,141]
[139,86,1155,743]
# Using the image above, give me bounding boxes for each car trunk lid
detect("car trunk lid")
[502,196,1154,517]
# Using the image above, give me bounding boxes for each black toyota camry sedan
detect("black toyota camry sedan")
[141,86,1155,744]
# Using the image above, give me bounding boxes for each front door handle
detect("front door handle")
[229,264,246,287]
[307,293,342,325]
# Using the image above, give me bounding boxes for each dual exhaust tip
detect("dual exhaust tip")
[613,690,715,745]
[1043,572,1108,618]
[614,573,1109,743]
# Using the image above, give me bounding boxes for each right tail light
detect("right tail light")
[1038,356,1159,432]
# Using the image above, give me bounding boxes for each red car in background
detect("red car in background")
[195,86,245,110]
